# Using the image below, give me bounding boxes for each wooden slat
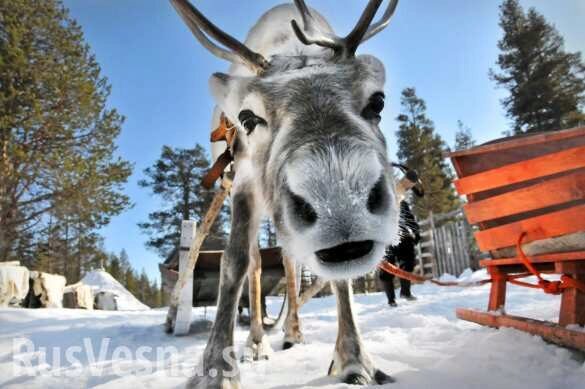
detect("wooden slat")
[464,170,585,224]
[474,204,585,251]
[448,126,585,158]
[480,251,585,267]
[454,145,585,195]
[456,308,585,351]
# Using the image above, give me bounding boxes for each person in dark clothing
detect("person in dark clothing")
[379,200,421,306]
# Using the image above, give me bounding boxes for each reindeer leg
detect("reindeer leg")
[242,240,273,362]
[282,255,304,349]
[187,191,256,389]
[329,280,394,386]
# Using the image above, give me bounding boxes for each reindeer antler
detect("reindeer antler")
[170,0,269,74]
[291,0,399,58]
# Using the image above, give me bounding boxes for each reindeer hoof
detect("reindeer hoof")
[374,369,395,384]
[242,334,273,362]
[343,373,369,385]
[282,331,304,350]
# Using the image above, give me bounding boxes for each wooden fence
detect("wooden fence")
[416,209,478,277]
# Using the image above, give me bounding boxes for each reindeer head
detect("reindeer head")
[171,0,400,279]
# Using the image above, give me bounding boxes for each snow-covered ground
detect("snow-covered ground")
[1,272,584,389]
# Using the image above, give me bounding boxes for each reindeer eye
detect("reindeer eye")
[238,109,267,135]
[361,92,385,122]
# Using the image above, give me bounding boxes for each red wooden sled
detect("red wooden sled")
[449,126,585,351]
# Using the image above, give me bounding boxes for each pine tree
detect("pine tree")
[138,145,228,259]
[259,219,277,248]
[118,249,131,273]
[107,254,122,282]
[395,88,460,219]
[124,268,138,297]
[491,0,585,134]
[454,120,476,151]
[0,0,132,265]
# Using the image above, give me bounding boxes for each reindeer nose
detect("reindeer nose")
[367,175,389,214]
[315,240,374,264]
[288,190,318,227]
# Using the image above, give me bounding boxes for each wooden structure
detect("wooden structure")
[63,283,94,310]
[416,209,475,278]
[449,126,585,350]
[160,247,288,307]
[160,222,290,335]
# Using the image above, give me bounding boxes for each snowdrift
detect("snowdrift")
[0,262,29,307]
[81,270,149,311]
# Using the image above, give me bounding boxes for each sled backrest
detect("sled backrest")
[449,127,585,256]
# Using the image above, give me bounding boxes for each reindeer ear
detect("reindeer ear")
[209,73,250,117]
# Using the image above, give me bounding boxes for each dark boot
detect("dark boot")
[383,279,397,306]
[399,278,416,301]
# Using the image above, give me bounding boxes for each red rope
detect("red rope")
[515,232,585,295]
[377,261,491,287]
[378,235,585,294]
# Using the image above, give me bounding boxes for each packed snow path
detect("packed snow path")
[1,276,584,388]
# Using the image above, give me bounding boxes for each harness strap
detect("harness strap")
[378,261,491,287]
[202,113,236,189]
[378,234,585,294]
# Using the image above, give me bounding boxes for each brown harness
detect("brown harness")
[202,113,236,189]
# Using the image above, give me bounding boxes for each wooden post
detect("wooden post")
[429,211,438,277]
[487,266,507,312]
[556,262,585,327]
[173,220,197,336]
[165,178,230,334]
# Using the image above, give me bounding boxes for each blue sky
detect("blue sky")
[62,0,584,281]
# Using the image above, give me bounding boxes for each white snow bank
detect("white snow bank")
[438,268,490,284]
[0,264,29,307]
[30,272,66,308]
[81,270,148,311]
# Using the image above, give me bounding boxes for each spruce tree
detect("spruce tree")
[395,88,460,219]
[124,268,138,297]
[118,249,131,273]
[138,145,228,259]
[0,0,131,266]
[107,254,122,282]
[491,0,585,134]
[454,120,476,151]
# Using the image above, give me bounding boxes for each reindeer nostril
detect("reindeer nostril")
[289,191,318,226]
[367,175,388,214]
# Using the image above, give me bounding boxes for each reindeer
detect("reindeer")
[170,0,401,387]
